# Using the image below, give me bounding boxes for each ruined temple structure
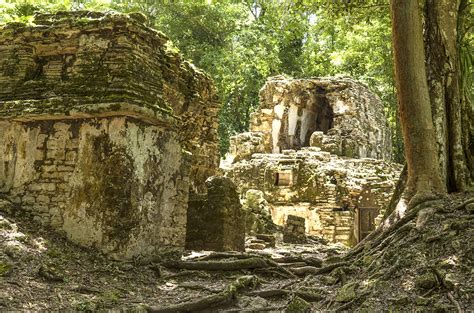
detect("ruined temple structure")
[224,76,403,246]
[0,12,221,259]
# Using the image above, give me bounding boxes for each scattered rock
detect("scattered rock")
[256,233,276,248]
[37,264,65,282]
[415,272,438,290]
[247,243,266,250]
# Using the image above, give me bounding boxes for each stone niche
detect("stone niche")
[0,12,220,259]
[228,76,392,162]
[224,76,402,246]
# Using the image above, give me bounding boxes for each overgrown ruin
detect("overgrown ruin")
[224,76,402,246]
[0,11,220,259]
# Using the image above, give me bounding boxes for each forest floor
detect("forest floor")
[1,193,473,312]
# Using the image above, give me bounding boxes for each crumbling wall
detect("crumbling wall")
[229,76,392,161]
[0,11,219,192]
[225,148,402,245]
[185,177,245,251]
[0,11,219,259]
[0,118,189,259]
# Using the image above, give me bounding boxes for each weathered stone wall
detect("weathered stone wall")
[225,148,402,245]
[0,117,189,259]
[0,11,220,258]
[229,76,392,161]
[224,76,399,246]
[0,11,219,192]
[283,215,306,244]
[185,177,245,252]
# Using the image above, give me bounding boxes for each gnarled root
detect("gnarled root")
[146,275,259,313]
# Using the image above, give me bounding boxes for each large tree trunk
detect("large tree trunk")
[390,0,445,203]
[424,0,474,192]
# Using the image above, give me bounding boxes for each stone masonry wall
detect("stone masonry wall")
[0,12,220,258]
[225,148,402,245]
[185,177,245,252]
[0,11,220,192]
[0,117,189,259]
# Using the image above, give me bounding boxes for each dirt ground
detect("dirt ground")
[1,194,473,312]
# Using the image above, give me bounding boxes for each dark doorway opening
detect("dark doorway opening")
[356,207,379,242]
[300,92,334,147]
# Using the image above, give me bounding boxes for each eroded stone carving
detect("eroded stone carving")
[228,76,392,162]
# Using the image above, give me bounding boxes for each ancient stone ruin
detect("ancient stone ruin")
[0,12,221,259]
[185,176,245,252]
[224,76,402,246]
[229,76,393,161]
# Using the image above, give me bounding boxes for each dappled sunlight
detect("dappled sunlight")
[381,197,408,230]
[1,214,48,254]
[401,276,415,292]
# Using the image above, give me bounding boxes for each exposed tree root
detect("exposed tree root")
[264,259,299,278]
[272,256,323,267]
[272,256,303,263]
[290,266,321,276]
[146,275,258,313]
[164,256,299,279]
[247,288,323,302]
[384,164,407,219]
[447,292,463,313]
[280,261,308,268]
[163,257,269,271]
[162,270,210,280]
[195,252,265,261]
[252,268,295,279]
[223,306,286,312]
[454,197,474,210]
[345,199,435,260]
[313,261,349,275]
[179,284,218,293]
[247,289,288,298]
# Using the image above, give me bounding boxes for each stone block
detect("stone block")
[283,215,306,244]
[186,176,245,251]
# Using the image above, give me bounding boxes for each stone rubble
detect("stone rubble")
[283,215,307,244]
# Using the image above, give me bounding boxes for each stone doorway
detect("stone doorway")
[355,207,379,242]
[354,187,380,242]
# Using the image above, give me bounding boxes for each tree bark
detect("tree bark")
[390,0,446,203]
[424,0,473,192]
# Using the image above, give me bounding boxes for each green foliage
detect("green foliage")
[0,0,405,161]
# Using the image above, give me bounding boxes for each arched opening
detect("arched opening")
[290,89,334,149]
